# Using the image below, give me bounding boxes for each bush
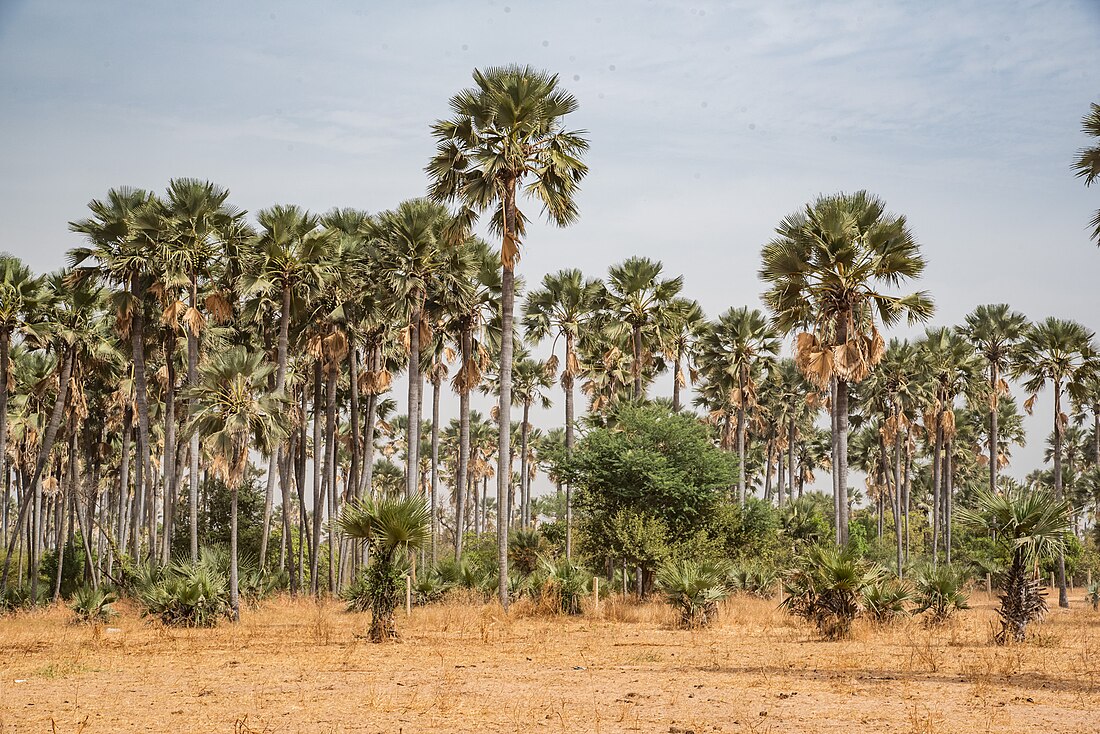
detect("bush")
[0,583,45,613]
[781,545,885,639]
[862,578,912,626]
[727,564,779,598]
[912,565,969,625]
[413,568,453,605]
[656,559,731,628]
[509,529,546,576]
[70,585,118,624]
[1087,582,1100,611]
[533,558,592,614]
[137,558,230,627]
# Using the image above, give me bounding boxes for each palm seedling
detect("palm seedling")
[912,565,970,625]
[656,559,731,628]
[70,585,119,624]
[862,579,912,626]
[781,545,886,639]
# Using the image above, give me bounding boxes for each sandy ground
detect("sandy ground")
[0,590,1098,733]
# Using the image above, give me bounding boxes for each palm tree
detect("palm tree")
[339,495,430,641]
[760,190,934,544]
[917,327,983,565]
[160,178,248,563]
[601,257,683,400]
[428,65,589,607]
[0,255,44,540]
[522,268,601,557]
[1072,101,1100,246]
[961,304,1029,495]
[660,297,705,412]
[694,307,780,504]
[69,187,162,560]
[958,487,1072,643]
[183,346,287,620]
[1013,317,1094,607]
[505,355,553,528]
[372,199,464,501]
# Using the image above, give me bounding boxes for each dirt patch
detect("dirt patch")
[0,592,1097,732]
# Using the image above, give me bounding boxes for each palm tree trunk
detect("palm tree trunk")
[989,362,999,494]
[520,401,531,528]
[310,360,323,595]
[764,441,774,503]
[229,470,241,622]
[456,330,472,559]
[362,392,377,498]
[1053,381,1068,607]
[496,185,518,609]
[406,302,422,499]
[945,443,953,565]
[337,345,354,495]
[564,332,575,559]
[776,442,785,508]
[672,354,681,412]
[128,281,156,563]
[736,404,747,506]
[430,375,441,563]
[893,427,903,578]
[633,323,642,398]
[160,330,178,565]
[835,378,850,545]
[119,409,131,557]
[830,378,841,545]
[324,367,338,594]
[787,417,795,505]
[0,331,10,533]
[932,419,943,567]
[1,348,74,593]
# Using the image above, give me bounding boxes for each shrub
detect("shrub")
[728,564,779,598]
[656,559,731,628]
[413,569,453,606]
[534,558,592,614]
[70,585,118,624]
[781,545,885,639]
[0,584,45,613]
[137,560,229,627]
[912,565,969,625]
[1086,582,1099,612]
[862,578,912,626]
[509,529,546,576]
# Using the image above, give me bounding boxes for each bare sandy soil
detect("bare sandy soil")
[0,591,1097,733]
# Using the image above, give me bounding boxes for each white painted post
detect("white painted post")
[405,574,412,616]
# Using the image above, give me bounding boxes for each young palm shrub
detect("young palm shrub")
[509,529,546,576]
[1086,583,1100,611]
[957,487,1072,643]
[912,565,970,625]
[138,560,229,627]
[534,558,592,614]
[862,578,912,626]
[338,495,430,642]
[413,568,453,606]
[781,545,885,639]
[657,559,731,628]
[70,585,118,624]
[728,565,779,598]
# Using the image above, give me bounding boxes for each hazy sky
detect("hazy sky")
[1,0,1099,491]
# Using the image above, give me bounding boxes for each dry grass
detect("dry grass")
[0,591,1097,732]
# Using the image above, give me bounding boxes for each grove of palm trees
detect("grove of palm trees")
[3,3,1100,732]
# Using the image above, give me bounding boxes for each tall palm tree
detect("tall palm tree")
[428,65,589,607]
[522,268,602,555]
[372,199,465,501]
[660,297,705,412]
[160,178,247,563]
[601,257,684,400]
[0,256,44,530]
[694,307,780,505]
[69,187,161,560]
[917,326,983,565]
[961,304,1029,495]
[1013,317,1094,607]
[760,190,934,544]
[1072,101,1100,246]
[505,355,553,528]
[184,346,287,620]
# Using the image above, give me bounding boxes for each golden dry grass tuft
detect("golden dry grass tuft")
[0,591,1097,732]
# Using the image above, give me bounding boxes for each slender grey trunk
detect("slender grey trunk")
[405,301,422,499]
[496,196,517,608]
[564,332,575,560]
[310,361,323,595]
[456,328,472,559]
[631,324,643,400]
[932,417,943,567]
[430,375,441,563]
[989,362,999,494]
[1053,381,1068,607]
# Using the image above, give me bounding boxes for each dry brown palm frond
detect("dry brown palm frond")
[204,291,233,324]
[544,353,559,380]
[161,299,187,328]
[182,306,206,336]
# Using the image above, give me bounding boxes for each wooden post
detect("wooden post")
[985,573,992,596]
[405,574,412,616]
[1050,572,1056,592]
[593,576,599,613]
[1089,569,1093,587]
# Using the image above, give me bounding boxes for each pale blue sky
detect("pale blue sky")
[1,0,1099,487]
